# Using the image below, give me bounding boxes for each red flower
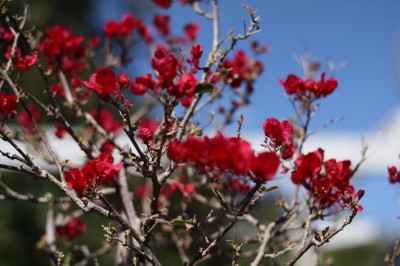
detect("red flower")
[13,50,38,71]
[291,149,324,184]
[188,44,203,72]
[50,83,66,97]
[263,118,296,159]
[222,50,263,89]
[183,23,200,42]
[56,218,86,239]
[151,47,178,89]
[40,25,86,75]
[388,166,400,184]
[139,119,159,135]
[100,141,115,153]
[103,21,121,39]
[117,73,130,89]
[55,122,68,139]
[65,153,123,196]
[17,105,42,132]
[251,152,280,181]
[0,92,18,123]
[65,168,88,196]
[139,127,153,146]
[315,73,338,98]
[153,15,170,36]
[84,68,117,99]
[153,0,172,8]
[90,109,122,133]
[180,183,195,196]
[176,73,197,97]
[279,73,338,100]
[88,37,100,47]
[103,14,137,38]
[131,74,157,95]
[167,134,280,181]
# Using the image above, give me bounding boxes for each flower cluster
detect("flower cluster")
[103,13,152,43]
[17,105,42,132]
[90,109,123,134]
[222,50,263,92]
[291,148,361,210]
[0,92,18,123]
[40,25,87,75]
[135,179,195,202]
[5,47,38,71]
[167,133,280,182]
[65,153,123,196]
[388,166,400,184]
[262,118,296,159]
[280,73,338,101]
[131,47,199,105]
[56,218,87,239]
[83,68,130,101]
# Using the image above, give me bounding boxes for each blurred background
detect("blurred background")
[1,0,400,265]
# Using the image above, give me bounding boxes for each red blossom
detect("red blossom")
[291,149,324,184]
[90,109,123,133]
[55,122,68,139]
[291,148,360,210]
[0,92,18,123]
[88,37,100,47]
[56,218,86,239]
[117,73,130,89]
[40,25,87,75]
[188,44,203,72]
[131,74,157,95]
[279,73,338,100]
[388,166,400,184]
[222,50,263,90]
[251,152,280,181]
[13,50,38,71]
[84,68,118,100]
[183,23,200,42]
[139,127,154,146]
[65,153,123,196]
[0,27,14,43]
[176,73,197,97]
[153,0,172,8]
[167,134,280,181]
[17,105,42,132]
[100,141,115,153]
[50,83,66,97]
[65,168,87,196]
[139,119,159,135]
[151,47,178,89]
[153,15,170,36]
[262,118,296,159]
[103,14,137,38]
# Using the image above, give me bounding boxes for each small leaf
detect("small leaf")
[322,226,330,238]
[169,219,186,228]
[266,186,279,192]
[226,240,236,249]
[195,82,215,94]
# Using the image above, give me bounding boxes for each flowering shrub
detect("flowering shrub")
[0,0,396,265]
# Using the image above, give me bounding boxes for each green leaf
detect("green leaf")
[195,82,215,94]
[169,219,186,228]
[226,240,236,249]
[266,186,279,192]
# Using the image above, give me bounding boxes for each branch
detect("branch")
[284,209,358,266]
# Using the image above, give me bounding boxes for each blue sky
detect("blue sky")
[92,0,400,235]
